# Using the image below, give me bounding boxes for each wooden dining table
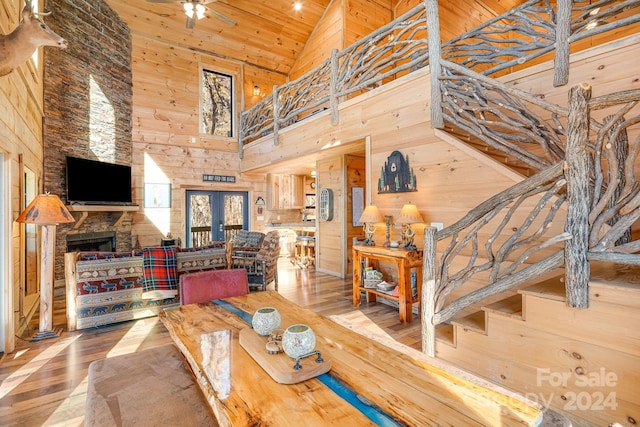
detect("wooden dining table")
[158,291,544,426]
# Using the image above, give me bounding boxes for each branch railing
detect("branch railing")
[239,5,430,148]
[421,163,570,355]
[439,60,568,171]
[240,0,640,149]
[422,85,640,356]
[584,88,640,260]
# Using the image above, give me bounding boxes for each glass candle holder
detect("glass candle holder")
[282,324,316,358]
[252,307,281,336]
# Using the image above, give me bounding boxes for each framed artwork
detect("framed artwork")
[378,150,417,193]
[145,183,172,208]
[305,194,316,208]
[352,187,364,227]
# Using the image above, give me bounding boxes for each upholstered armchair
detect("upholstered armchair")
[231,230,280,291]
[226,230,265,266]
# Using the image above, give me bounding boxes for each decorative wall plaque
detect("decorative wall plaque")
[377,150,417,193]
[318,188,334,221]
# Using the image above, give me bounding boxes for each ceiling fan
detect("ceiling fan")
[146,0,236,29]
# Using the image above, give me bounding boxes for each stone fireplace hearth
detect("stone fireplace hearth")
[66,231,116,253]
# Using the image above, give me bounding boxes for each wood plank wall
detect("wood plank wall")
[289,0,345,80]
[128,35,284,246]
[290,0,392,81]
[343,0,393,47]
[345,154,366,277]
[0,0,47,351]
[316,156,346,276]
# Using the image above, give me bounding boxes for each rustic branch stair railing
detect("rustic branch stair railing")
[421,162,570,355]
[422,84,640,356]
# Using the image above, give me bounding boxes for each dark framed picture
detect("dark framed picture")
[378,150,417,193]
[144,183,172,208]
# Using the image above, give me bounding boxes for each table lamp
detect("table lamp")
[396,203,423,251]
[358,205,383,246]
[16,193,75,341]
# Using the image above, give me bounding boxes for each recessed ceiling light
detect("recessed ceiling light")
[293,2,302,11]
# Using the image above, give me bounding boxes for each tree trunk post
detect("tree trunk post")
[564,83,592,308]
[422,226,438,357]
[554,0,571,87]
[239,112,245,158]
[330,49,339,125]
[425,0,443,129]
[273,85,280,145]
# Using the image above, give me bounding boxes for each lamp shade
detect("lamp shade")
[358,205,383,224]
[16,193,75,225]
[396,203,423,225]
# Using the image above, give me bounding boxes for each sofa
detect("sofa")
[64,244,227,331]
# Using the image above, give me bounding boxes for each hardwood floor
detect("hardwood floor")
[0,260,421,426]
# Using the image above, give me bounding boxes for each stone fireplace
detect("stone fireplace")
[43,0,133,281]
[66,231,117,253]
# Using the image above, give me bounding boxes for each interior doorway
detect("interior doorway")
[185,190,248,247]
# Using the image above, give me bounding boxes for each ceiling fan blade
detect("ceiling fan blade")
[209,9,236,26]
[186,16,196,29]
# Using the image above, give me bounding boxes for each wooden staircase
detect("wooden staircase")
[434,264,640,427]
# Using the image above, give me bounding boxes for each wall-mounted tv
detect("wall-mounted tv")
[66,156,133,205]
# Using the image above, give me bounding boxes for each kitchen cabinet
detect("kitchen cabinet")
[267,174,304,210]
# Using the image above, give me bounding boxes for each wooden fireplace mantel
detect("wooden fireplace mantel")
[66,205,139,229]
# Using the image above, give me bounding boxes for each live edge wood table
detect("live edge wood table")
[159,291,544,426]
[353,245,423,322]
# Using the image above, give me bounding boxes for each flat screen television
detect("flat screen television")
[66,156,133,204]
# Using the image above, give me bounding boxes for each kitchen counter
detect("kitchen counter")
[265,223,315,258]
[265,221,316,231]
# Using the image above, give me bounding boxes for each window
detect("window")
[201,69,233,137]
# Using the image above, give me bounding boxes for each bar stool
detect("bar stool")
[295,236,315,268]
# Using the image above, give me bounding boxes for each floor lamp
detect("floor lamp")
[16,193,75,341]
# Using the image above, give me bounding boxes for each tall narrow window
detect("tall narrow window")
[201,69,233,137]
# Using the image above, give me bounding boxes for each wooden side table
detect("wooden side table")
[352,245,423,322]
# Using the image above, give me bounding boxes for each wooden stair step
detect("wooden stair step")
[435,323,455,348]
[590,263,640,307]
[451,311,486,335]
[482,294,523,319]
[518,276,565,301]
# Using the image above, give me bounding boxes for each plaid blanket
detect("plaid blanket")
[141,246,179,300]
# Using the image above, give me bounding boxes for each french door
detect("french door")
[185,190,248,247]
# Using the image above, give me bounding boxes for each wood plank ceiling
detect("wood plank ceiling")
[106,0,333,76]
[105,0,524,78]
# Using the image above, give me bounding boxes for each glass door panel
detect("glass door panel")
[221,193,245,241]
[186,190,248,247]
